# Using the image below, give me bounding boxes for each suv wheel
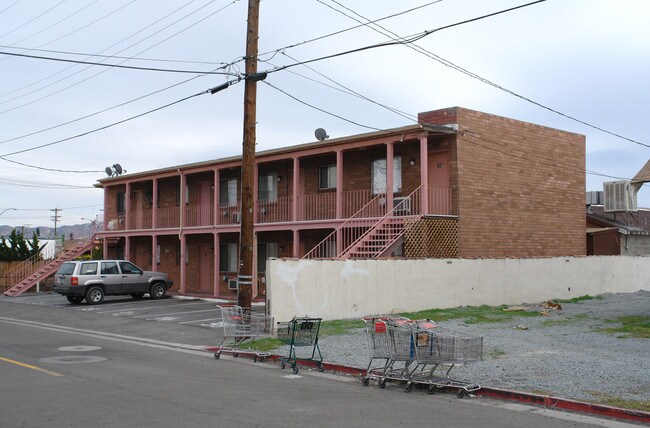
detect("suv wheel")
[66,295,84,305]
[85,286,104,305]
[149,283,166,300]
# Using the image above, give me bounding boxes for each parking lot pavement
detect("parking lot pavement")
[0,292,233,330]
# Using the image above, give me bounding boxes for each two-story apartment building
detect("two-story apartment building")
[96,107,586,299]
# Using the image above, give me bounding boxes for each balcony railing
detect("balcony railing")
[111,187,452,232]
[257,196,291,223]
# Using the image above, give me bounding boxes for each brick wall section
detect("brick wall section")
[419,107,585,257]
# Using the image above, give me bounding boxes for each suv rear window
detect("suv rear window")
[79,262,98,275]
[56,263,76,275]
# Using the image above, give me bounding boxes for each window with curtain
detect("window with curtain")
[258,173,277,201]
[219,243,238,272]
[371,156,402,194]
[220,179,238,206]
[319,165,337,190]
[257,242,278,272]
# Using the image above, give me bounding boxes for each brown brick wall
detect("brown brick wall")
[452,107,585,257]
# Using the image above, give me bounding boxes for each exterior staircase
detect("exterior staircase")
[3,238,97,297]
[303,186,422,260]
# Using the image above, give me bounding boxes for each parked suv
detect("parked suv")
[53,260,173,305]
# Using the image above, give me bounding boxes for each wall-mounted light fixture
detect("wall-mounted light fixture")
[277,175,282,182]
[409,159,416,166]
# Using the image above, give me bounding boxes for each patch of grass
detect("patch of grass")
[558,295,603,304]
[318,319,365,337]
[246,337,285,352]
[587,391,650,412]
[399,305,539,325]
[487,348,506,359]
[597,316,650,339]
[542,314,591,327]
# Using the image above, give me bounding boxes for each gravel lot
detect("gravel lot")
[282,290,650,405]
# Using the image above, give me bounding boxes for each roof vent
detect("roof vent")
[603,180,637,212]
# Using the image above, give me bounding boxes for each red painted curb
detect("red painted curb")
[206,347,649,424]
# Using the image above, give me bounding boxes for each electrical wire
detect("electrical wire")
[0,50,237,75]
[262,81,382,131]
[318,0,649,150]
[0,0,236,111]
[0,0,67,40]
[0,1,22,17]
[0,78,240,158]
[0,44,228,66]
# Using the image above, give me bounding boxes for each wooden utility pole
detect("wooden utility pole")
[238,0,261,309]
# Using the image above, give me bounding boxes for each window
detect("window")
[258,173,277,201]
[79,262,97,275]
[101,261,119,275]
[220,179,238,206]
[116,192,126,214]
[257,242,278,272]
[219,243,238,272]
[319,165,337,190]
[119,261,142,275]
[372,156,402,194]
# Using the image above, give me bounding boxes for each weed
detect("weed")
[586,391,650,412]
[400,305,539,324]
[597,316,650,339]
[542,314,591,327]
[246,337,284,351]
[558,295,603,304]
[319,319,365,337]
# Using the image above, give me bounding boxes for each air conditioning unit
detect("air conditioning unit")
[603,181,637,212]
[393,196,411,215]
[228,279,238,290]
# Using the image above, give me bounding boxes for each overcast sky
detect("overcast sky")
[0,0,648,228]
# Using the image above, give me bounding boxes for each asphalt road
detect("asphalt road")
[0,293,640,427]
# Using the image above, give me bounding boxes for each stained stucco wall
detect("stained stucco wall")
[266,257,650,321]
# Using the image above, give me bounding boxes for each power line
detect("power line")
[0,0,67,40]
[0,0,237,112]
[0,44,229,66]
[318,0,649,150]
[262,81,382,131]
[0,1,22,17]
[0,50,237,75]
[0,79,239,158]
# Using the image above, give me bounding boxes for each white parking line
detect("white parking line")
[178,317,222,325]
[132,308,221,318]
[96,301,206,314]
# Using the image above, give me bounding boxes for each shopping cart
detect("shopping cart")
[214,305,274,362]
[407,320,483,396]
[276,317,323,374]
[361,316,414,388]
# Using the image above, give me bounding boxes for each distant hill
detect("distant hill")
[0,223,102,240]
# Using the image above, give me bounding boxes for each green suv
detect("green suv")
[53,260,173,305]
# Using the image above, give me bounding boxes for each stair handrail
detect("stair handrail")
[302,192,387,259]
[1,253,46,289]
[340,185,422,258]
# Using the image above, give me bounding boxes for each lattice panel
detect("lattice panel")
[403,217,458,258]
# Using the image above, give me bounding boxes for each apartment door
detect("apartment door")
[133,191,143,229]
[428,152,450,214]
[133,245,148,270]
[199,181,211,226]
[198,243,211,292]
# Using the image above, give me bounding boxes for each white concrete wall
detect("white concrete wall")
[266,257,650,321]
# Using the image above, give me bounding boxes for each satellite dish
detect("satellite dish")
[113,164,123,175]
[314,128,329,141]
[105,167,113,177]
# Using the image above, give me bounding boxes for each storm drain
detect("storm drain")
[38,356,107,364]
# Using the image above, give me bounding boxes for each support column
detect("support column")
[336,150,343,219]
[125,182,131,230]
[292,229,300,258]
[254,164,259,223]
[152,179,158,229]
[292,157,299,221]
[152,235,158,269]
[420,136,429,214]
[386,142,394,212]
[213,232,220,297]
[180,173,186,228]
[103,237,108,259]
[180,233,186,294]
[214,169,220,226]
[103,186,109,230]
[124,236,130,261]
